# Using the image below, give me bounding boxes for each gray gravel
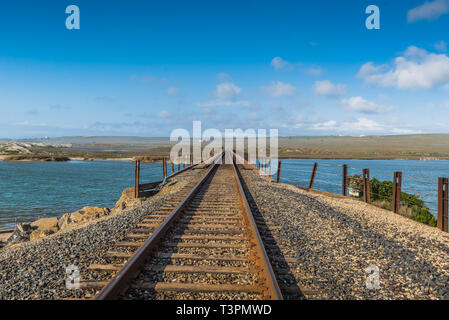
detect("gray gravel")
[240,168,449,300]
[0,168,205,300]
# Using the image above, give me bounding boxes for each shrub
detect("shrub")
[348,174,437,227]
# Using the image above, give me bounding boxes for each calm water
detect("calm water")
[0,159,447,228]
[0,161,166,228]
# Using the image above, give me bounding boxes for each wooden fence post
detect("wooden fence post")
[438,177,448,232]
[269,159,272,176]
[308,162,318,189]
[171,162,175,175]
[342,164,348,196]
[163,158,167,179]
[178,163,180,172]
[276,161,282,183]
[363,169,370,203]
[134,160,140,198]
[392,172,402,214]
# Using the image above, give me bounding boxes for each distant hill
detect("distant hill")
[17,136,172,146]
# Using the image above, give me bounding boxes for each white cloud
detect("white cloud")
[263,81,296,97]
[357,46,449,90]
[444,101,449,108]
[407,0,449,23]
[215,82,242,100]
[356,62,386,78]
[312,120,338,131]
[270,57,293,71]
[196,100,250,107]
[435,40,448,52]
[217,72,232,82]
[158,110,171,118]
[312,118,384,133]
[167,87,179,95]
[341,96,392,114]
[311,117,421,134]
[314,80,347,98]
[306,67,324,76]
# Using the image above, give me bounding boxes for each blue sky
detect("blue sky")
[1,0,449,138]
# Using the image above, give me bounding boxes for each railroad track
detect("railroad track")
[81,152,282,300]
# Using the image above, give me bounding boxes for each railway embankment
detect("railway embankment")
[0,168,206,300]
[1,162,449,300]
[240,168,449,299]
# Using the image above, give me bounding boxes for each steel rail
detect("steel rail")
[95,162,218,300]
[94,151,282,300]
[231,155,283,300]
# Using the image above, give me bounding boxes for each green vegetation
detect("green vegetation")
[349,175,437,227]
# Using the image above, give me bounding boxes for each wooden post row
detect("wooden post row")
[308,162,318,190]
[392,172,402,214]
[363,169,370,203]
[438,177,448,232]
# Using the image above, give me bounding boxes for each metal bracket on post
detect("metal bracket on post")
[363,169,370,203]
[392,172,402,214]
[438,177,448,232]
[308,162,318,190]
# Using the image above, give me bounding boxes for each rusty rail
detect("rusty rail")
[91,152,282,300]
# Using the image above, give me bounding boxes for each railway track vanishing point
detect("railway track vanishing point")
[83,152,283,300]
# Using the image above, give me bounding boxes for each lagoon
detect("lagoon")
[0,159,447,228]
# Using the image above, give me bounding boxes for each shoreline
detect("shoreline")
[1,155,448,162]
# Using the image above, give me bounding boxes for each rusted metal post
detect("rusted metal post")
[134,160,140,198]
[276,161,282,183]
[190,154,193,165]
[171,162,174,175]
[178,163,180,172]
[363,169,370,203]
[392,172,402,214]
[342,164,348,196]
[438,177,448,232]
[308,162,318,189]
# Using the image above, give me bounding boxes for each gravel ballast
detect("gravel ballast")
[0,168,206,300]
[240,168,449,300]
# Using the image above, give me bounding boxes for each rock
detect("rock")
[57,206,111,231]
[114,188,137,210]
[57,213,72,230]
[6,223,32,244]
[30,229,53,241]
[31,217,59,233]
[70,206,109,223]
